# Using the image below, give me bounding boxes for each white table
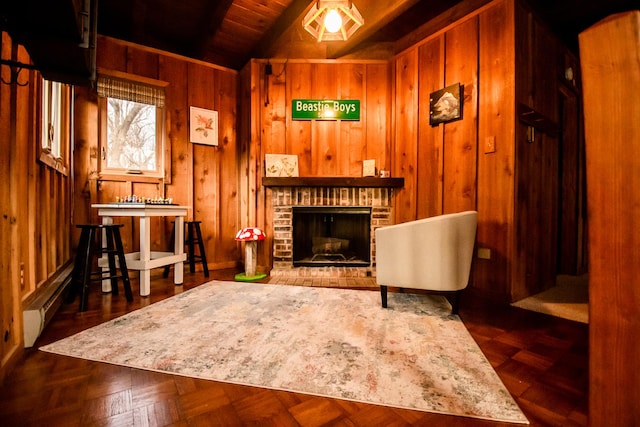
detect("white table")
[92,203,189,296]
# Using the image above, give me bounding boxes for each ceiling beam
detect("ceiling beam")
[250,0,313,59]
[324,0,423,58]
[191,0,236,59]
[393,0,492,53]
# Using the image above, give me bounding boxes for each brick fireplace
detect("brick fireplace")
[264,177,403,279]
[292,206,372,267]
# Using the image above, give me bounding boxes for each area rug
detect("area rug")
[40,281,528,424]
[512,274,588,324]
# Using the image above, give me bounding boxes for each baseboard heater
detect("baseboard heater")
[23,263,74,348]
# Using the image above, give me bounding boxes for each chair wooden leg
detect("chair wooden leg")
[105,227,119,296]
[193,221,209,277]
[68,227,91,304]
[164,220,209,278]
[79,228,96,312]
[187,222,196,273]
[450,291,461,315]
[380,285,388,308]
[112,227,133,302]
[72,224,132,312]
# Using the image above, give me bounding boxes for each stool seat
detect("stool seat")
[163,220,209,278]
[68,223,133,312]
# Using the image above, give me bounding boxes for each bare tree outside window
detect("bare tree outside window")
[106,99,157,171]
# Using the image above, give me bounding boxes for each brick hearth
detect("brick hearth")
[268,186,395,278]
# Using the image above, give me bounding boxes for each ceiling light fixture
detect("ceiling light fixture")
[302,0,364,42]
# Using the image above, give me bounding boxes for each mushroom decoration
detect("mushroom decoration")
[234,227,267,281]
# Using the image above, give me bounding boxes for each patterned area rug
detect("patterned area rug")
[40,281,528,424]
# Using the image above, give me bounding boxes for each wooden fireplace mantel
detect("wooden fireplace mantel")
[262,176,404,188]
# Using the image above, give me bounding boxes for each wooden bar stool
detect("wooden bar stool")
[163,221,209,278]
[68,224,134,312]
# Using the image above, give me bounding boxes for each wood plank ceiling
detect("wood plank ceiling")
[96,0,640,70]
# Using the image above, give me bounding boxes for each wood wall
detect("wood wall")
[1,0,587,381]
[512,1,586,298]
[392,0,581,301]
[395,15,479,222]
[241,0,582,302]
[475,1,518,301]
[241,59,392,268]
[382,1,516,300]
[244,0,575,301]
[0,32,73,381]
[513,0,561,300]
[580,11,640,426]
[73,37,242,271]
[1,34,243,380]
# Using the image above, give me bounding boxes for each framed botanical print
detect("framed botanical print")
[190,106,218,145]
[265,154,299,177]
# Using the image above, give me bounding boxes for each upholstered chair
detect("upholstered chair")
[375,211,478,314]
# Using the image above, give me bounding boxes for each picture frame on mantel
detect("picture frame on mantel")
[429,83,463,126]
[189,106,218,146]
[265,154,299,177]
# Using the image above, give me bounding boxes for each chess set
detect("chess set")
[115,195,174,204]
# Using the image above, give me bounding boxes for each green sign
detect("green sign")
[292,99,360,121]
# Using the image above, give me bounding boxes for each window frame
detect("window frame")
[38,78,71,175]
[97,69,169,183]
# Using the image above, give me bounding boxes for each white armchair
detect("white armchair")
[375,211,478,314]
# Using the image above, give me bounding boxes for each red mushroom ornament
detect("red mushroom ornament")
[234,227,267,281]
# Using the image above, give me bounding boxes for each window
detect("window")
[104,98,158,172]
[97,71,167,181]
[40,79,71,174]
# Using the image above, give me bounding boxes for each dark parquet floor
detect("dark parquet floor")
[0,268,588,426]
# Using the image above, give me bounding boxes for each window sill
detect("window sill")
[98,172,164,183]
[39,151,68,176]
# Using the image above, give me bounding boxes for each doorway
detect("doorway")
[557,82,588,275]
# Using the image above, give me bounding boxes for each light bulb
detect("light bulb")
[324,9,342,33]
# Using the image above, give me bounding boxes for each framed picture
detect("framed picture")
[190,106,218,146]
[362,159,376,177]
[265,154,299,177]
[429,83,463,126]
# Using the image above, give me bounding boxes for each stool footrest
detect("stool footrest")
[69,223,133,312]
[163,220,209,278]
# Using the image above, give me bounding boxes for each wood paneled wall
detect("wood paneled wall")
[394,0,518,300]
[1,0,585,382]
[394,15,479,223]
[242,59,392,267]
[243,0,578,302]
[580,11,640,425]
[0,32,73,381]
[73,37,241,271]
[394,0,578,301]
[400,0,583,301]
[511,0,586,299]
[260,61,391,176]
[476,1,517,301]
[512,0,561,300]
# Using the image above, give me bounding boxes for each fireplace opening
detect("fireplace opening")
[292,206,371,267]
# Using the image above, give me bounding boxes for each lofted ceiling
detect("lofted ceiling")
[95,0,639,70]
[96,0,475,69]
[1,0,638,82]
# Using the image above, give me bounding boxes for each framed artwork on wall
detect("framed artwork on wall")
[429,83,463,126]
[190,106,218,145]
[265,154,299,177]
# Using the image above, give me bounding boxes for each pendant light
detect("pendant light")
[302,0,364,42]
